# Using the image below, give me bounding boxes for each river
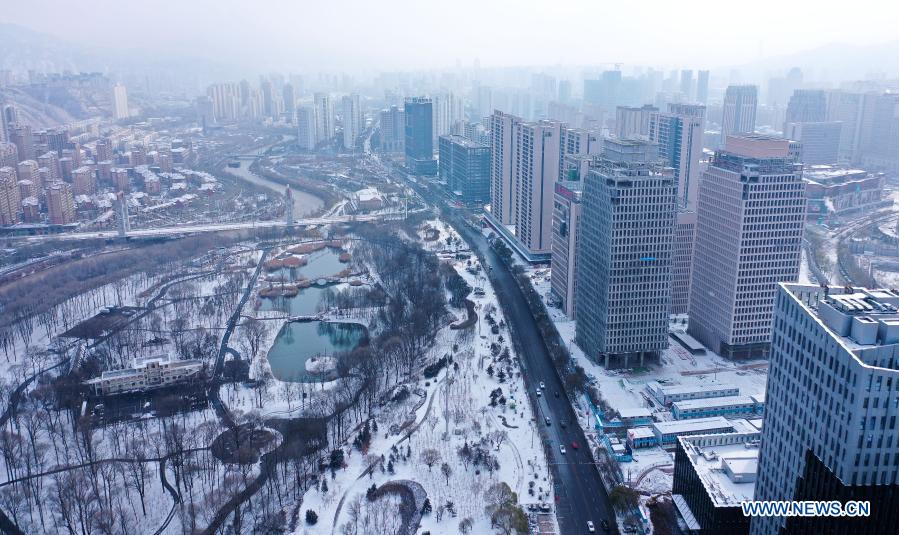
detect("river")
[225,159,324,217]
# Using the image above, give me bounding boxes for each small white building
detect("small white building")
[647,381,739,406]
[85,355,205,395]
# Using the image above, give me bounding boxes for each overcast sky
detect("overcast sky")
[4,0,899,73]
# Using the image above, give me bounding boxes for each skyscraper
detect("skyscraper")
[551,179,583,318]
[785,89,827,125]
[753,284,899,535]
[341,94,361,150]
[826,90,878,164]
[513,121,564,255]
[9,124,33,162]
[112,84,130,120]
[0,165,19,225]
[207,83,240,123]
[489,111,522,225]
[378,106,405,153]
[432,93,463,144]
[0,142,17,168]
[297,106,317,150]
[615,105,658,140]
[404,97,436,175]
[282,83,296,120]
[313,93,334,145]
[688,135,806,359]
[575,139,676,368]
[260,79,275,118]
[649,103,706,211]
[438,134,490,204]
[679,70,694,100]
[696,70,710,104]
[784,121,842,165]
[720,85,758,143]
[46,181,75,224]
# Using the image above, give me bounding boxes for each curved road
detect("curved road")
[404,176,619,534]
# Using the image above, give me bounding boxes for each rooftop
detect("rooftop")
[653,416,734,435]
[673,395,757,411]
[678,432,761,507]
[650,381,738,397]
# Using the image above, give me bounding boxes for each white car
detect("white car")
[559,444,566,454]
[540,381,546,389]
[587,520,595,532]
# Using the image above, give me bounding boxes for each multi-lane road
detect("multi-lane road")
[402,175,620,534]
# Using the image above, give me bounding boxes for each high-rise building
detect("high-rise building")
[696,70,710,104]
[95,138,112,163]
[9,124,33,162]
[37,152,60,183]
[826,90,878,164]
[785,89,827,126]
[207,83,240,123]
[282,83,296,120]
[0,166,19,225]
[575,138,676,368]
[313,93,333,145]
[378,106,405,153]
[650,103,706,211]
[297,106,317,150]
[0,142,17,168]
[784,121,842,165]
[16,160,39,187]
[112,84,130,120]
[404,97,436,175]
[753,284,899,535]
[672,210,697,315]
[688,135,806,359]
[860,93,899,171]
[615,105,658,140]
[720,85,758,143]
[679,70,694,100]
[432,93,464,144]
[550,179,583,318]
[341,94,361,150]
[489,111,522,225]
[260,79,275,118]
[46,181,74,224]
[438,134,490,204]
[513,121,563,254]
[72,166,96,196]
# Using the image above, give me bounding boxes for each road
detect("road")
[402,175,619,534]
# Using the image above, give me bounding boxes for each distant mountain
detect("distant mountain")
[736,39,899,82]
[0,23,242,94]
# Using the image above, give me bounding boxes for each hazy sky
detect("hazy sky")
[4,0,899,72]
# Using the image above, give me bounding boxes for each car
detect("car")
[544,416,551,426]
[571,441,579,449]
[536,390,541,397]
[587,520,595,532]
[554,391,560,398]
[539,381,546,389]
[559,419,567,428]
[601,519,610,532]
[559,444,566,454]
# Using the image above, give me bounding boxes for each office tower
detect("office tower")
[207,83,240,122]
[0,166,19,225]
[649,103,706,211]
[404,97,436,175]
[861,93,899,171]
[672,211,697,315]
[438,134,490,204]
[753,284,899,535]
[260,79,274,118]
[282,83,296,119]
[490,111,521,226]
[46,181,74,224]
[341,94,361,150]
[297,106,317,150]
[680,70,694,100]
[432,93,463,144]
[688,135,805,359]
[9,124,33,162]
[615,105,658,139]
[826,90,878,164]
[784,121,842,164]
[558,80,572,103]
[696,70,710,104]
[720,85,758,143]
[785,89,827,125]
[551,180,583,318]
[378,105,405,153]
[72,166,96,196]
[112,83,130,120]
[0,142,17,168]
[313,93,333,145]
[575,138,676,368]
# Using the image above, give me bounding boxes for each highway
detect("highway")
[13,210,414,242]
[403,175,620,534]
